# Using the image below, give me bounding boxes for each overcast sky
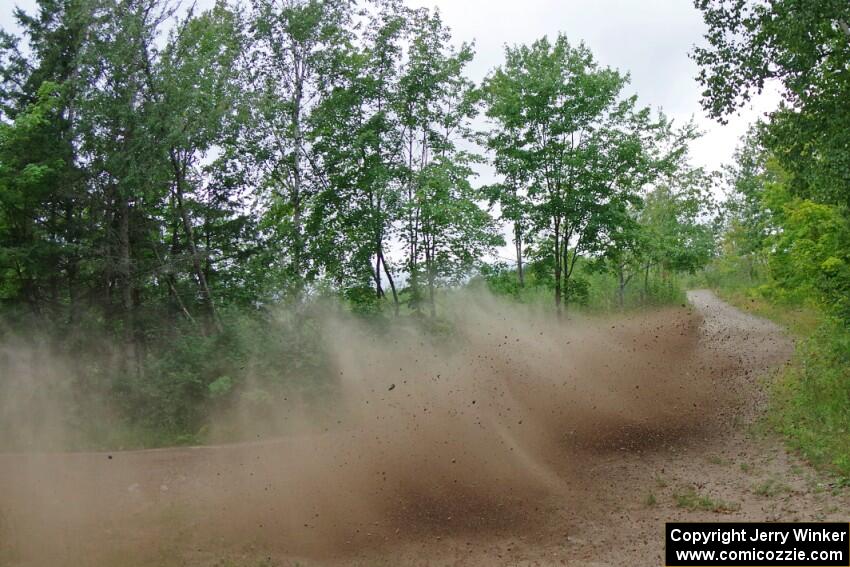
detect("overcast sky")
[407,0,781,173]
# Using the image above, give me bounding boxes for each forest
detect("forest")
[0,0,718,447]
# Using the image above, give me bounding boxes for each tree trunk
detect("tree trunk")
[553,218,562,318]
[65,202,80,326]
[67,258,79,326]
[117,194,134,341]
[375,230,384,299]
[116,192,141,375]
[379,248,399,315]
[424,238,437,318]
[203,217,212,286]
[159,221,195,326]
[406,130,421,313]
[290,52,306,298]
[103,199,115,327]
[514,220,524,287]
[373,256,384,298]
[171,154,221,334]
[48,209,60,315]
[618,262,626,310]
[562,230,571,316]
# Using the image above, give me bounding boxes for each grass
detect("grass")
[769,325,850,480]
[707,455,731,466]
[673,488,739,513]
[753,478,792,497]
[644,492,658,507]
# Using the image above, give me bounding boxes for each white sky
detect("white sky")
[1,0,779,264]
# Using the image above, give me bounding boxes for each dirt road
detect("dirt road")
[1,290,847,566]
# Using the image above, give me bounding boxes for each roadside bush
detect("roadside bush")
[480,259,687,312]
[772,320,850,479]
[0,304,336,450]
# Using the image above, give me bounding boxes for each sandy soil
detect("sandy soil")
[0,290,847,567]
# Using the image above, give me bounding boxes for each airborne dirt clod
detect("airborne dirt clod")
[0,290,847,566]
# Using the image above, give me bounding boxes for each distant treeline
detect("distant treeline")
[0,0,717,336]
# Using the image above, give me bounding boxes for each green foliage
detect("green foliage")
[768,198,850,319]
[208,376,234,399]
[477,257,686,312]
[641,172,718,275]
[674,488,739,513]
[591,170,716,309]
[771,321,850,479]
[0,80,76,311]
[694,0,850,209]
[713,131,850,323]
[483,34,684,314]
[707,129,850,481]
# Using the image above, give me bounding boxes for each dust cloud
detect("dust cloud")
[0,295,738,566]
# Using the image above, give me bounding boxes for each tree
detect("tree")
[397,8,500,316]
[719,129,781,282]
[484,35,673,315]
[692,0,850,207]
[485,121,532,288]
[639,169,717,296]
[0,0,264,337]
[595,202,644,310]
[0,82,74,318]
[693,0,850,323]
[152,2,242,332]
[243,0,352,299]
[308,0,406,312]
[0,0,90,326]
